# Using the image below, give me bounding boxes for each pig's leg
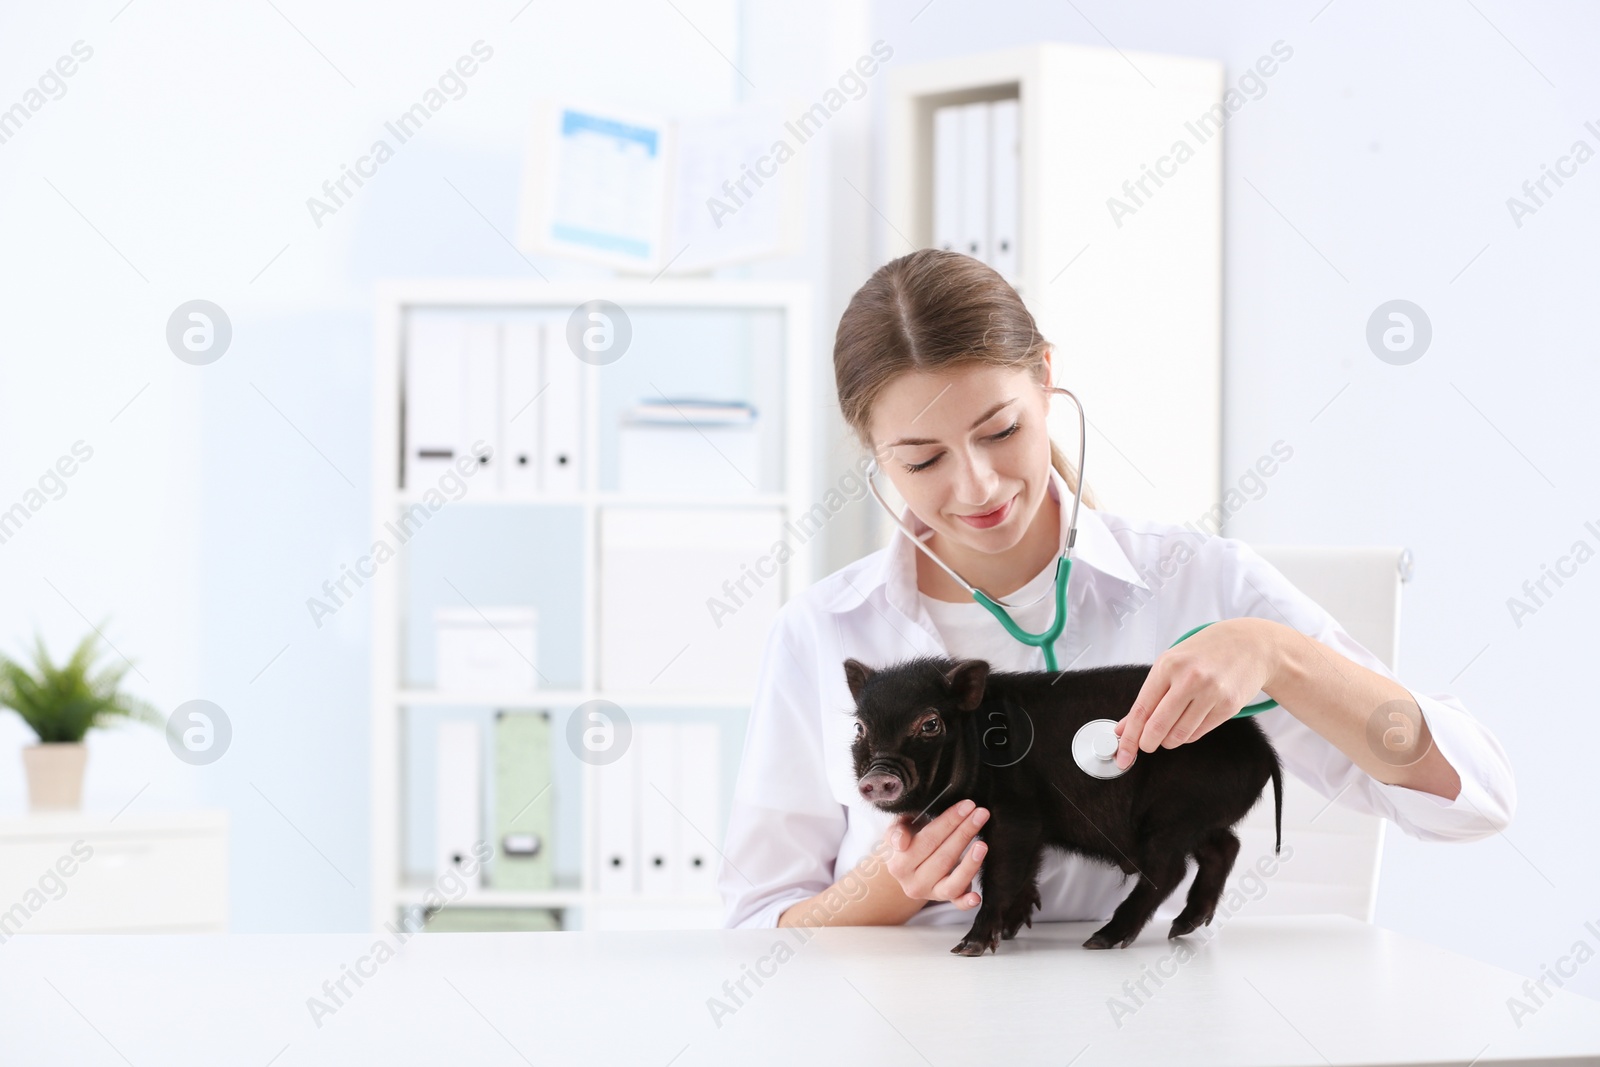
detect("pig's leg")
[952,818,1041,956]
[1168,827,1241,939]
[1083,834,1190,950]
[999,843,1045,940]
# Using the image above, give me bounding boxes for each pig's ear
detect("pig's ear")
[842,658,874,703]
[942,659,990,711]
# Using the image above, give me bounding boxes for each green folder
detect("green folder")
[492,710,554,890]
[424,907,561,932]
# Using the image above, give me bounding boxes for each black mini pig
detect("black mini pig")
[844,655,1283,955]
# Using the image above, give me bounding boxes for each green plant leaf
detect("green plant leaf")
[0,627,162,745]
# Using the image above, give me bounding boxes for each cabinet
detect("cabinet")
[0,811,227,934]
[887,44,1224,522]
[369,281,813,931]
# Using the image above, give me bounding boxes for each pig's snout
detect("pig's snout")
[858,771,902,804]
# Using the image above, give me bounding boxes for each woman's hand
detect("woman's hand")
[883,799,990,909]
[1113,617,1283,769]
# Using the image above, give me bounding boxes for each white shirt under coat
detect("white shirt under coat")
[717,469,1518,931]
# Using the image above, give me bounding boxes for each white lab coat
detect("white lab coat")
[717,473,1518,931]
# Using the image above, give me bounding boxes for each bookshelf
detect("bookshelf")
[886,43,1225,522]
[369,280,812,931]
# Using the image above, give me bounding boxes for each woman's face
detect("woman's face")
[868,360,1054,556]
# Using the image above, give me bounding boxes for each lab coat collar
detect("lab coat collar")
[817,467,1150,617]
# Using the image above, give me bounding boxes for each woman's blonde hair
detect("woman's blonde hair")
[832,248,1095,508]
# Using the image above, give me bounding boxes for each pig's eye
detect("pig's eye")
[918,715,943,737]
[853,721,864,742]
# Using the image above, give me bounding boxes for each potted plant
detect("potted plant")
[0,630,162,811]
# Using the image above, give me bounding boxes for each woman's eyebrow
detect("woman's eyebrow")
[887,398,1015,448]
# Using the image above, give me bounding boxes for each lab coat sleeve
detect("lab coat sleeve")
[717,603,848,929]
[1213,537,1517,844]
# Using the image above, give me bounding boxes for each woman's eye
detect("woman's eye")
[898,422,1019,474]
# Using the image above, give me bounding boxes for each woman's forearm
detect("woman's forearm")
[1260,618,1463,800]
[777,840,926,928]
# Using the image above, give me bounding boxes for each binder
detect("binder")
[461,319,500,480]
[492,711,553,890]
[989,98,1020,281]
[594,713,638,895]
[636,722,678,896]
[540,335,583,494]
[675,722,720,897]
[960,101,991,263]
[424,906,560,932]
[404,314,464,487]
[501,318,543,495]
[932,105,963,253]
[435,719,482,881]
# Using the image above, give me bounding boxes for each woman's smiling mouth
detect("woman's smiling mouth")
[957,495,1014,529]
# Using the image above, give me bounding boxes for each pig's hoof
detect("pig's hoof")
[1084,928,1137,950]
[952,933,998,956]
[1168,912,1210,939]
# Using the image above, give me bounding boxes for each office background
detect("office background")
[0,0,1594,997]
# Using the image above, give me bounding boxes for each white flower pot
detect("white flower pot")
[22,742,87,811]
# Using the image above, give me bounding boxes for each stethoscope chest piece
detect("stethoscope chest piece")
[1072,719,1128,779]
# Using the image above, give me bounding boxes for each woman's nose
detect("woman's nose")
[951,453,1000,506]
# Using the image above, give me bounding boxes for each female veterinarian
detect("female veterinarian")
[717,249,1516,935]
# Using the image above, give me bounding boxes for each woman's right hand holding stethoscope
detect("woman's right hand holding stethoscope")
[884,799,991,910]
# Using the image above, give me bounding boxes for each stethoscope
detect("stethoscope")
[863,383,1278,778]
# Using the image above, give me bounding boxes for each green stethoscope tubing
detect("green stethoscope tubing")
[864,382,1277,717]
[973,573,1278,716]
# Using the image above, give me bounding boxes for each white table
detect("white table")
[2,915,1595,1065]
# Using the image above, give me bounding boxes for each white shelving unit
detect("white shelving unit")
[887,44,1225,523]
[369,280,812,931]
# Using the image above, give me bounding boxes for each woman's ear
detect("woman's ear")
[842,658,874,704]
[941,659,990,711]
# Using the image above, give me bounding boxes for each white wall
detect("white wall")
[868,0,1600,998]
[0,0,804,932]
[3,0,1594,1002]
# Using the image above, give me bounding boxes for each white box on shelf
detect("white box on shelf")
[618,400,760,497]
[435,606,539,692]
